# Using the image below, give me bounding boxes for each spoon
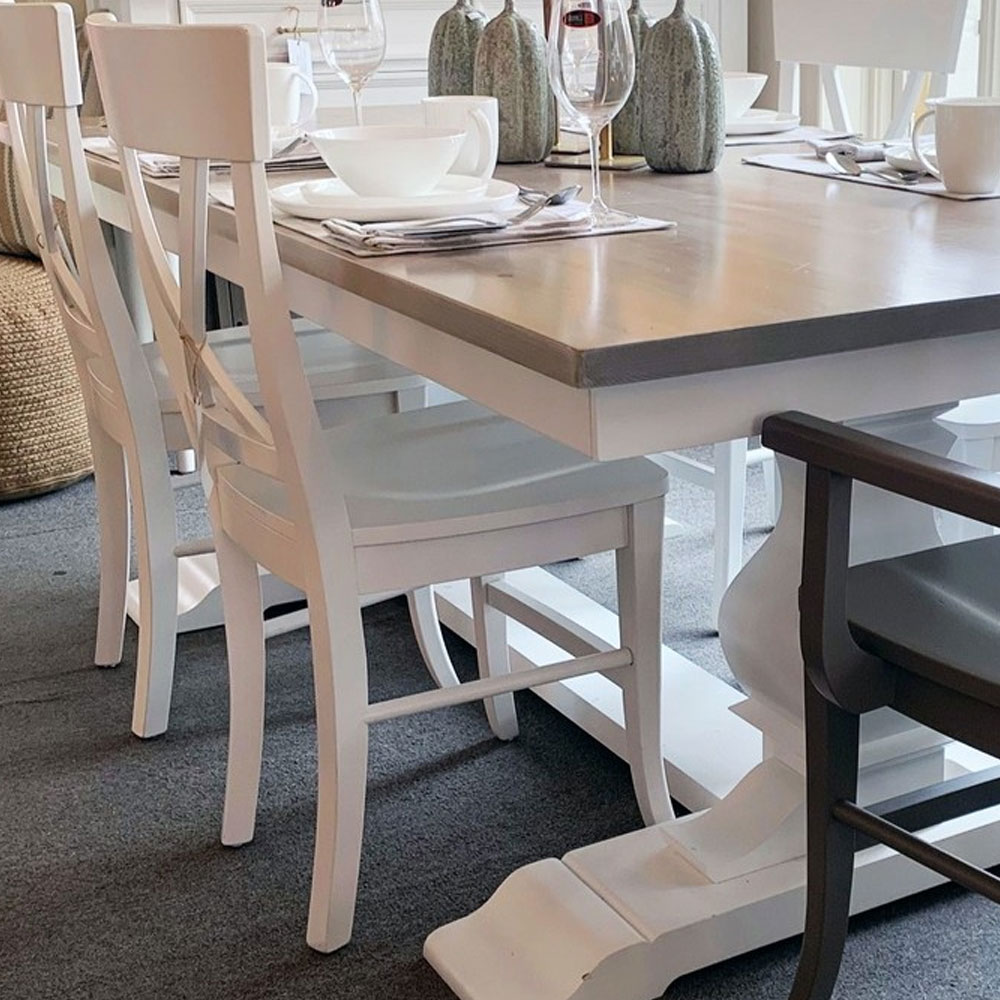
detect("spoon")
[508,184,582,225]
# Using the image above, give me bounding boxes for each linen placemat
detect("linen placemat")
[725,126,858,148]
[83,136,325,177]
[209,182,674,256]
[742,151,1000,201]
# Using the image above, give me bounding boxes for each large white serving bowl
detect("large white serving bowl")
[724,72,768,123]
[308,126,466,198]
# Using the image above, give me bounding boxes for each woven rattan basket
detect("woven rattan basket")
[0,255,92,500]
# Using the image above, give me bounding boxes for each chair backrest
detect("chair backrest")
[772,0,969,140]
[87,19,346,561]
[0,1,164,454]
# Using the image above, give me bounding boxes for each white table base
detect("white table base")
[425,409,1000,999]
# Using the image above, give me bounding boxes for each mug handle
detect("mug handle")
[468,107,497,180]
[911,109,941,180]
[288,69,319,130]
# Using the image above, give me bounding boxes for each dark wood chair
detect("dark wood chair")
[761,410,1000,1000]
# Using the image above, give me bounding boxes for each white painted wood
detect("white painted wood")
[215,493,267,848]
[773,0,968,138]
[88,16,673,953]
[435,570,760,813]
[472,575,519,741]
[710,440,747,627]
[616,499,675,826]
[1,1,440,737]
[773,0,967,73]
[426,797,1000,1000]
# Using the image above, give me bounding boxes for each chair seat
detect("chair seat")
[86,321,422,416]
[847,536,1000,708]
[216,400,668,549]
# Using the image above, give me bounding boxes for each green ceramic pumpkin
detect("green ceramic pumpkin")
[639,0,725,173]
[613,0,653,155]
[473,0,554,163]
[428,0,487,97]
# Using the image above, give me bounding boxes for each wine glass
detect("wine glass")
[548,0,635,226]
[318,0,387,126]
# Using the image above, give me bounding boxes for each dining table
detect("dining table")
[71,140,1000,1000]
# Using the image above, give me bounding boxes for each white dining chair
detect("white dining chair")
[88,15,674,952]
[89,15,673,951]
[0,2,461,741]
[773,0,968,141]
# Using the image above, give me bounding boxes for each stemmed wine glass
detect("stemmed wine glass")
[318,0,387,126]
[548,0,635,226]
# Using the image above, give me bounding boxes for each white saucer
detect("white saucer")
[270,176,519,222]
[726,110,801,135]
[885,144,937,173]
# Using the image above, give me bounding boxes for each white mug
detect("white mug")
[421,96,499,180]
[911,97,1000,195]
[267,63,319,132]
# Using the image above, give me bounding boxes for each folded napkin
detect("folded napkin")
[322,200,593,251]
[808,138,887,162]
[82,136,325,177]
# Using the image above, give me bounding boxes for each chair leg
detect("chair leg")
[789,681,861,1000]
[91,422,130,667]
[407,586,461,689]
[471,575,518,741]
[306,584,370,953]
[616,497,674,826]
[127,446,179,739]
[712,439,749,630]
[215,508,266,848]
[762,449,781,525]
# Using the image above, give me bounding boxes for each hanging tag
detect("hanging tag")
[286,37,315,97]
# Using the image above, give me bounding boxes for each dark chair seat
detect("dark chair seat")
[761,410,1000,1000]
[846,536,1000,710]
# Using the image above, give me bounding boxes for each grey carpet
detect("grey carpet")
[1,461,998,1000]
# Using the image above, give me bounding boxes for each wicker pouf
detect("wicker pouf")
[0,254,92,500]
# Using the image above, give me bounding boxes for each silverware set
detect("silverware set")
[324,184,584,244]
[824,150,925,185]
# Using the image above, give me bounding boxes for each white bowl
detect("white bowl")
[724,72,768,123]
[307,126,466,198]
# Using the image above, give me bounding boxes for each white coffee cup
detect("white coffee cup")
[422,96,499,180]
[267,63,319,133]
[911,97,1000,195]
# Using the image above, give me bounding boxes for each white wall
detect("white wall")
[101,0,747,111]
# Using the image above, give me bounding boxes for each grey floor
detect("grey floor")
[1,459,998,1000]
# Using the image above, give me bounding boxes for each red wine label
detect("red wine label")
[563,9,602,28]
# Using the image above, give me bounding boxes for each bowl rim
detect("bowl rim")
[308,126,466,143]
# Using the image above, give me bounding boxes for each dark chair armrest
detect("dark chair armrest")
[763,410,1000,529]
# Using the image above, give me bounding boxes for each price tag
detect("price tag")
[286,37,315,97]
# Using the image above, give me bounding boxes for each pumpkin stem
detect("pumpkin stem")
[672,0,686,14]
[503,0,516,12]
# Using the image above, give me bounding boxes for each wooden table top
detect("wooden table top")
[86,146,1000,390]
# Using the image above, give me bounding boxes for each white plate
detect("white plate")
[725,110,801,135]
[885,144,937,173]
[270,175,514,222]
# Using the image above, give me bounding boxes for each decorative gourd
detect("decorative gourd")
[613,0,653,155]
[474,0,554,163]
[428,0,487,97]
[639,0,725,173]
